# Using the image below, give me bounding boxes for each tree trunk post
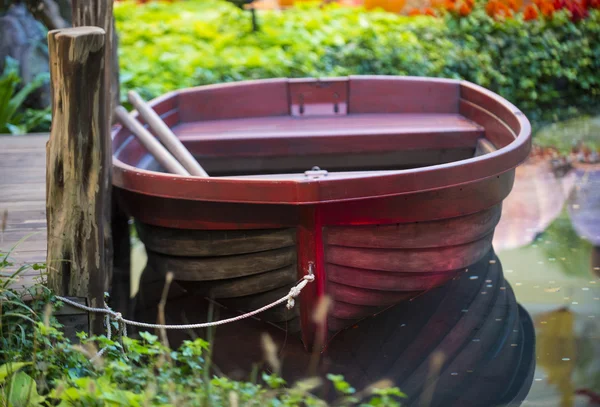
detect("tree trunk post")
[46,27,107,334]
[71,0,126,314]
[71,0,119,123]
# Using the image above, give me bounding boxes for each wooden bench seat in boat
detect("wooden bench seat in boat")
[169,113,485,176]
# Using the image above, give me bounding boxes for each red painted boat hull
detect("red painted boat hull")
[112,76,531,349]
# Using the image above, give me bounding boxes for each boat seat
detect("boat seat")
[173,113,485,157]
[165,113,487,176]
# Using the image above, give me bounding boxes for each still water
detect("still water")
[132,157,600,407]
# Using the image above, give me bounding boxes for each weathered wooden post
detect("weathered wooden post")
[46,26,108,334]
[71,0,130,314]
[71,0,119,120]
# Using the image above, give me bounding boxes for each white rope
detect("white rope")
[55,273,315,333]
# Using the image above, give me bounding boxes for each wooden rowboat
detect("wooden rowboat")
[112,76,531,349]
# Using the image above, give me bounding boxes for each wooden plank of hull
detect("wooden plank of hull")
[136,223,296,256]
[326,282,417,306]
[330,301,383,320]
[327,265,458,292]
[147,246,296,281]
[317,172,515,225]
[324,204,501,249]
[325,232,494,274]
[180,264,297,299]
[115,188,301,230]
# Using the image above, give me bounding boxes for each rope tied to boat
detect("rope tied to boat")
[54,267,315,359]
[285,274,313,309]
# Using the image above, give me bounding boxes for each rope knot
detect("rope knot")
[286,285,302,309]
[303,274,315,282]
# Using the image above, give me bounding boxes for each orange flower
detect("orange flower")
[465,0,475,6]
[493,1,514,17]
[523,4,539,19]
[459,2,472,14]
[444,0,457,9]
[539,1,555,15]
[409,7,437,16]
[486,0,498,15]
[507,0,520,10]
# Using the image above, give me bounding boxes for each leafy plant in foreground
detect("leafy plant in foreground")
[1,252,406,406]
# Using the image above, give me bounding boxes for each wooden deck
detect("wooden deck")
[0,134,49,288]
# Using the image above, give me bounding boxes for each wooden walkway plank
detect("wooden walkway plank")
[0,135,48,287]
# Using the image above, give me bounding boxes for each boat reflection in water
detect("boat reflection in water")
[136,248,535,407]
[321,249,535,407]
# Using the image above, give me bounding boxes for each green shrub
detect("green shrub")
[115,0,600,129]
[444,7,600,124]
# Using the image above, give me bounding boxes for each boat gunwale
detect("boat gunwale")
[112,76,531,205]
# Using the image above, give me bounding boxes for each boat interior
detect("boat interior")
[113,77,521,179]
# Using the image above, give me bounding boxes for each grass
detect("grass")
[534,115,600,155]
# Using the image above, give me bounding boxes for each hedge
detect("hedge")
[115,0,600,128]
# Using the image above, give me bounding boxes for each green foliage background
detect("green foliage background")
[115,0,600,127]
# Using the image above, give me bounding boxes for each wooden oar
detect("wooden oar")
[128,91,209,177]
[114,106,190,176]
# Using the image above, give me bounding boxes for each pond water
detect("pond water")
[130,150,600,407]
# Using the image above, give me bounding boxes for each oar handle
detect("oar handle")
[128,91,209,177]
[114,106,190,176]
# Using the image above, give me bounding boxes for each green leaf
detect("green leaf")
[139,331,158,345]
[326,374,356,395]
[0,363,31,384]
[3,372,45,407]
